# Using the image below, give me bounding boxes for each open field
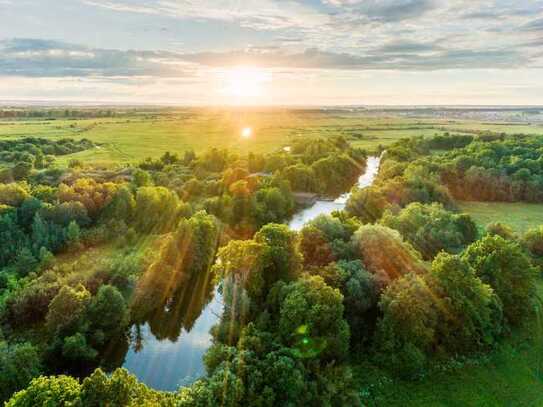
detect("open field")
[355,278,543,406]
[458,201,543,234]
[2,108,542,167]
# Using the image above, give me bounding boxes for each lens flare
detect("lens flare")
[241,127,252,139]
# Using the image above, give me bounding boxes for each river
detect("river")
[114,155,381,391]
[288,155,382,230]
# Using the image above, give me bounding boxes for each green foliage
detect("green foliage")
[254,187,294,228]
[4,271,62,326]
[66,220,81,244]
[381,202,478,259]
[132,211,219,319]
[86,285,129,339]
[133,186,181,233]
[0,342,42,402]
[485,222,516,240]
[353,224,426,282]
[0,183,30,206]
[5,375,81,407]
[254,223,302,287]
[14,247,39,277]
[463,235,538,325]
[522,225,543,257]
[429,253,502,352]
[12,162,33,181]
[46,284,91,335]
[376,272,438,377]
[346,185,388,223]
[271,275,350,362]
[62,333,98,361]
[299,225,335,267]
[133,168,152,187]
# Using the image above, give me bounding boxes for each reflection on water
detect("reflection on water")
[289,155,382,231]
[108,271,223,391]
[106,155,380,391]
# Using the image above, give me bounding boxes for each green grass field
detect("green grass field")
[458,201,543,234]
[4,109,541,167]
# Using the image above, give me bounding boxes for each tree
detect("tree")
[0,342,42,402]
[0,213,28,267]
[430,253,502,352]
[381,203,478,259]
[0,183,30,206]
[5,376,81,407]
[14,247,38,277]
[58,178,118,219]
[133,186,180,233]
[133,168,152,187]
[375,272,438,377]
[80,368,166,406]
[12,162,32,181]
[132,212,219,319]
[522,225,543,257]
[272,275,350,362]
[281,164,318,192]
[353,224,426,282]
[463,235,537,325]
[299,225,335,267]
[346,185,388,223]
[485,222,516,240]
[45,284,91,335]
[100,186,136,224]
[62,333,98,361]
[86,285,129,340]
[66,220,80,245]
[254,223,302,288]
[254,187,294,227]
[335,260,384,341]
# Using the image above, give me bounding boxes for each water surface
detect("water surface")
[114,155,381,391]
[289,155,381,230]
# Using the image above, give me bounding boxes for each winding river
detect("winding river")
[113,155,382,391]
[288,155,382,230]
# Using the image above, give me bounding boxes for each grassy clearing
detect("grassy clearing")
[458,201,543,234]
[0,110,473,166]
[440,121,543,136]
[355,279,543,406]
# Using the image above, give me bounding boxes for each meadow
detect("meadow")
[458,201,543,234]
[3,108,541,167]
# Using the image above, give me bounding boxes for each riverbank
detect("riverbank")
[289,155,382,230]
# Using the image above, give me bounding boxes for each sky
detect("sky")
[1,0,543,105]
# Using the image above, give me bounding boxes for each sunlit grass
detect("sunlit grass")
[458,201,543,234]
[3,110,528,167]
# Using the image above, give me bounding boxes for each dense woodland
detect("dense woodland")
[0,130,541,405]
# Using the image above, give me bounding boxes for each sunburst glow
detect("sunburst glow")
[241,127,253,138]
[222,67,271,100]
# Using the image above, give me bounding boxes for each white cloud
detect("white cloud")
[81,0,330,31]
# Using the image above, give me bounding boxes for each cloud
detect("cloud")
[168,45,526,71]
[0,36,533,80]
[0,38,197,78]
[521,17,543,31]
[325,0,437,21]
[81,0,329,31]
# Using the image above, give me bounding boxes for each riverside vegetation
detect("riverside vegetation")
[0,108,542,406]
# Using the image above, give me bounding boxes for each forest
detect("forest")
[0,120,542,405]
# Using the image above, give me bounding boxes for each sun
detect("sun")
[222,66,270,100]
[241,127,253,139]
